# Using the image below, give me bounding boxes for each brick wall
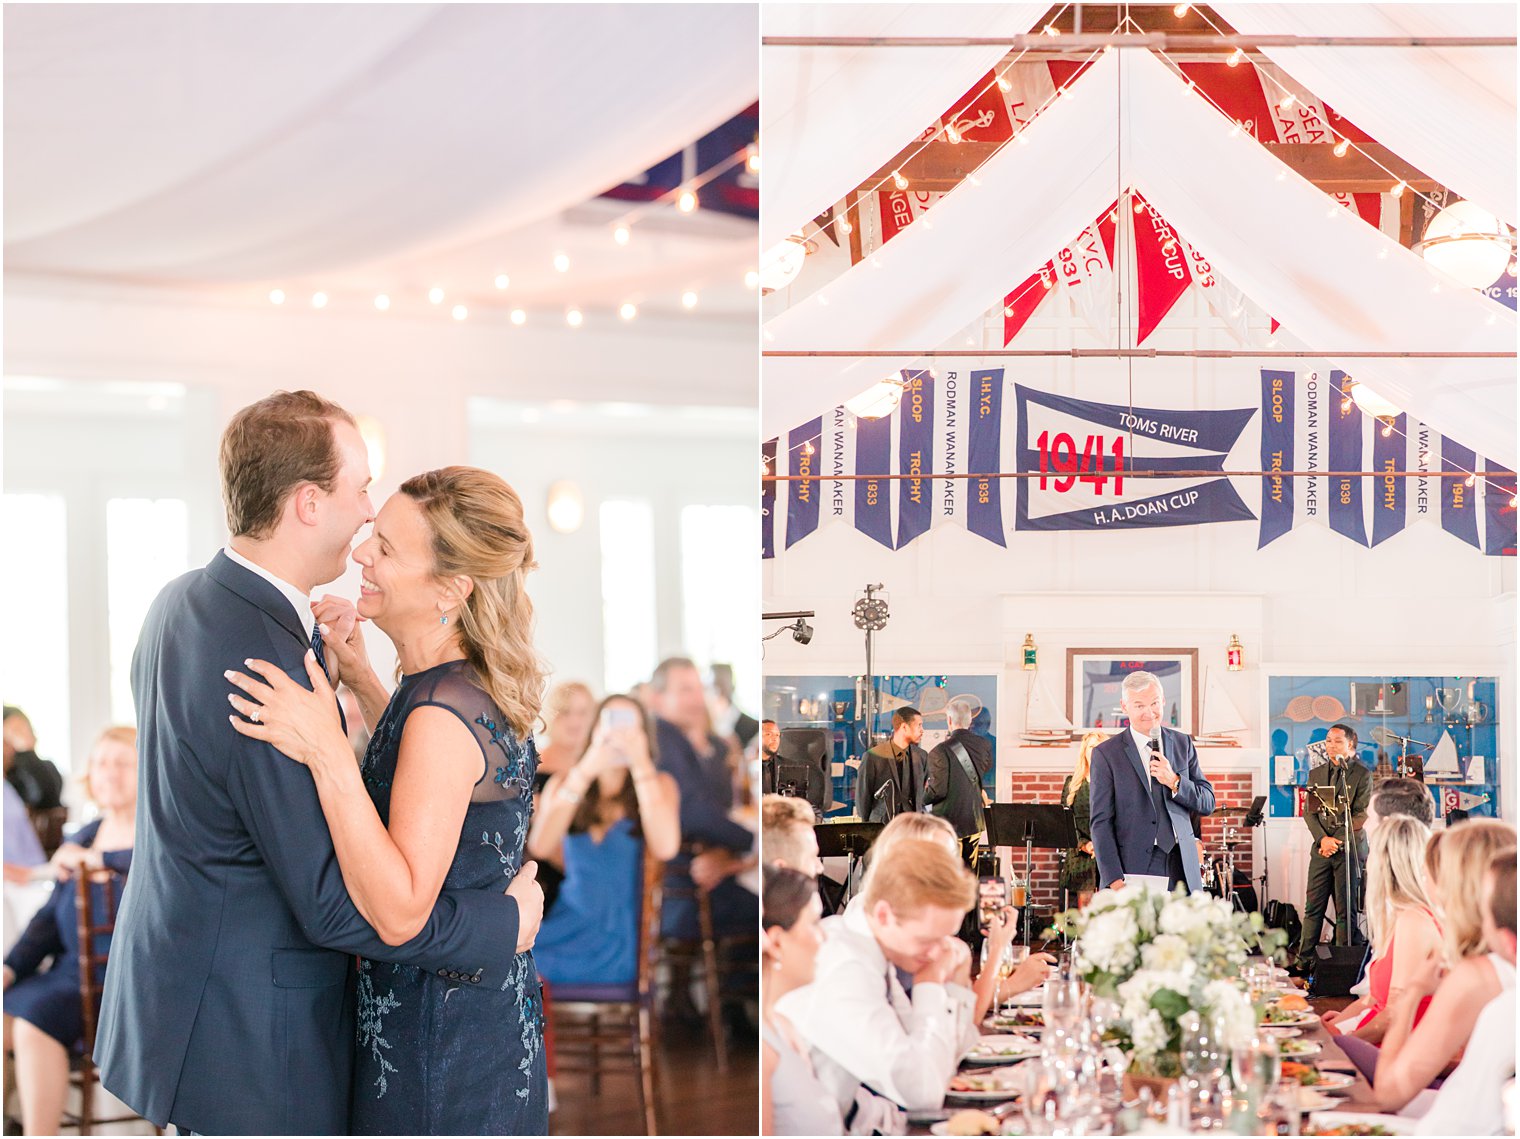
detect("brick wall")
[997,769,1257,913]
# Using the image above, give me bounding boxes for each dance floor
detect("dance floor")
[549,1016,758,1136]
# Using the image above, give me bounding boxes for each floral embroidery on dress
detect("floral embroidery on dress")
[502,952,544,1101]
[356,960,402,1098]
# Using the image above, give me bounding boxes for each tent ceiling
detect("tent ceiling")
[3,4,758,316]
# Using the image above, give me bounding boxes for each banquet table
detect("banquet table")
[912,994,1386,1134]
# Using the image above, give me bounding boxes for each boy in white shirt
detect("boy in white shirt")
[780,838,980,1115]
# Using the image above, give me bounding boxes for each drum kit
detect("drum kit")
[1200,807,1254,911]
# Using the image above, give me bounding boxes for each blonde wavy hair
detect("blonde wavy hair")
[1364,814,1434,956]
[400,467,546,738]
[1434,819,1517,961]
[1068,731,1105,806]
[545,680,595,723]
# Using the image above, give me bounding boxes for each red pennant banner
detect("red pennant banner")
[1178,62,1277,141]
[1003,262,1055,345]
[942,70,1016,143]
[1131,193,1193,344]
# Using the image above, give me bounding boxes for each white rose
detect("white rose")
[1081,907,1139,973]
[1131,1008,1169,1057]
[1141,933,1192,974]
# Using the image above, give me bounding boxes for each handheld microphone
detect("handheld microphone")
[1148,725,1163,782]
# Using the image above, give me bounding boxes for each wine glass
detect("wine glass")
[1231,1031,1281,1120]
[1042,971,1085,1032]
[1000,944,1029,1015]
[1180,1011,1227,1129]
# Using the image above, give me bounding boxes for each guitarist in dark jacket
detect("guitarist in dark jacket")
[924,699,994,866]
[856,706,928,823]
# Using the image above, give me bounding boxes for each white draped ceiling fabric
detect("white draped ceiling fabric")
[3,4,758,283]
[1214,3,1517,226]
[762,51,1517,470]
[760,3,1045,250]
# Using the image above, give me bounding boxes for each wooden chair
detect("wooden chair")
[543,849,664,1135]
[29,806,68,859]
[65,866,148,1135]
[655,846,727,1073]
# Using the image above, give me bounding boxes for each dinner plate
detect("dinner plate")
[929,1118,1011,1137]
[1303,1109,1419,1135]
[1302,1071,1356,1093]
[1276,1039,1323,1059]
[944,1070,1024,1102]
[1282,1089,1339,1112]
[1262,1025,1303,1039]
[982,1011,1045,1034]
[1261,1009,1319,1027]
[962,1034,1040,1066]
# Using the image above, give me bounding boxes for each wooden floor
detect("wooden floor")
[549,1015,758,1137]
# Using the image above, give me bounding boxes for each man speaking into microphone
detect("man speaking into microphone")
[1090,671,1216,893]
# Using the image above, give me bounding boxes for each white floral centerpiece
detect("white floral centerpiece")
[1055,887,1286,1079]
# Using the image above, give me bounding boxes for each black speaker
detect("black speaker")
[1309,943,1370,998]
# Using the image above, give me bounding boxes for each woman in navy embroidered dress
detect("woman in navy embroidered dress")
[227,467,549,1134]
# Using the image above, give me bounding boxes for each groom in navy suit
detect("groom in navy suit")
[1089,670,1215,893]
[97,391,541,1135]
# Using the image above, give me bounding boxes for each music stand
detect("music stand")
[814,821,884,908]
[985,804,1077,947]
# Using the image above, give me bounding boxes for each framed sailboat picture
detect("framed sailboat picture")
[1066,648,1198,737]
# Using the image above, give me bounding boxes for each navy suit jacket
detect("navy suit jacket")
[1088,727,1214,893]
[97,552,521,1135]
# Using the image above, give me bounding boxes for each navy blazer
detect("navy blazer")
[1088,727,1215,893]
[96,552,521,1135]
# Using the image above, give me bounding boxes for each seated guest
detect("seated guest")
[1411,846,1516,1135]
[923,698,993,866]
[782,838,980,1112]
[761,720,828,820]
[710,663,759,751]
[762,866,845,1136]
[531,679,597,916]
[528,694,680,987]
[1369,818,1516,1112]
[1326,816,1439,1041]
[764,795,823,877]
[3,738,49,951]
[3,727,137,1137]
[857,708,928,823]
[1366,776,1436,834]
[2,707,64,813]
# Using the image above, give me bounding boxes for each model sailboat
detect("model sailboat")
[1196,669,1248,747]
[1022,670,1074,745]
[1424,730,1463,782]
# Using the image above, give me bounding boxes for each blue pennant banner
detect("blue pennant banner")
[1370,413,1407,547]
[896,370,934,548]
[967,368,1007,547]
[1442,436,1481,549]
[1327,371,1369,547]
[761,437,777,560]
[854,412,893,549]
[785,417,822,549]
[1259,370,1295,548]
[1484,463,1517,557]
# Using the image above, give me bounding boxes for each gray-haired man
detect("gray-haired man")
[924,698,994,866]
[1089,671,1215,893]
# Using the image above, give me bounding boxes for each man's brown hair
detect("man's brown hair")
[1488,846,1517,937]
[220,391,355,538]
[862,837,976,916]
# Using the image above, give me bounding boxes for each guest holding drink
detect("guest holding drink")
[528,694,680,987]
[1060,732,1102,909]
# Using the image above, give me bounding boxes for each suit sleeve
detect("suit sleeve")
[3,893,65,981]
[1088,751,1121,887]
[1303,772,1330,843]
[856,754,881,819]
[1350,768,1371,833]
[222,694,520,988]
[1167,735,1215,816]
[923,745,949,807]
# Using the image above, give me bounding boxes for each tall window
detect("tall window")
[0,494,72,765]
[681,504,760,710]
[106,498,189,724]
[598,499,658,695]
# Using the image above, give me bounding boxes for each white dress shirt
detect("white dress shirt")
[1414,954,1516,1135]
[777,901,979,1113]
[224,546,315,640]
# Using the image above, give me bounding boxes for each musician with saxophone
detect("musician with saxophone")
[1295,723,1372,967]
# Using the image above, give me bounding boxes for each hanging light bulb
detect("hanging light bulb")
[1391,181,1407,198]
[510,309,527,325]
[838,217,853,235]
[451,304,468,321]
[268,289,286,306]
[565,308,584,327]
[613,225,631,246]
[1418,200,1515,288]
[1465,474,1477,488]
[681,291,699,309]
[945,123,963,144]
[1333,139,1351,158]
[553,253,570,273]
[997,74,1012,93]
[893,170,909,191]
[428,287,445,304]
[494,274,510,290]
[619,302,637,321]
[1173,3,1190,15]
[677,188,698,212]
[374,294,390,311]
[746,146,760,174]
[311,292,328,309]
[545,481,586,534]
[1279,93,1298,110]
[1227,48,1244,67]
[743,269,759,289]
[1380,419,1395,437]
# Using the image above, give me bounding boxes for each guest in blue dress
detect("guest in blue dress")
[528,694,681,987]
[226,467,552,1134]
[4,726,137,1137]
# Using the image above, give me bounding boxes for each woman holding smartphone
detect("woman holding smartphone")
[527,694,681,986]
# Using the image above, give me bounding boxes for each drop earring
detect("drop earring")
[440,614,449,626]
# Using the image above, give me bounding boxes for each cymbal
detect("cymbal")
[1211,806,1253,815]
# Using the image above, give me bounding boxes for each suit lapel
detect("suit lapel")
[205,550,308,651]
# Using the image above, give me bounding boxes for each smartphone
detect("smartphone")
[977,876,1008,930]
[602,706,639,731]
